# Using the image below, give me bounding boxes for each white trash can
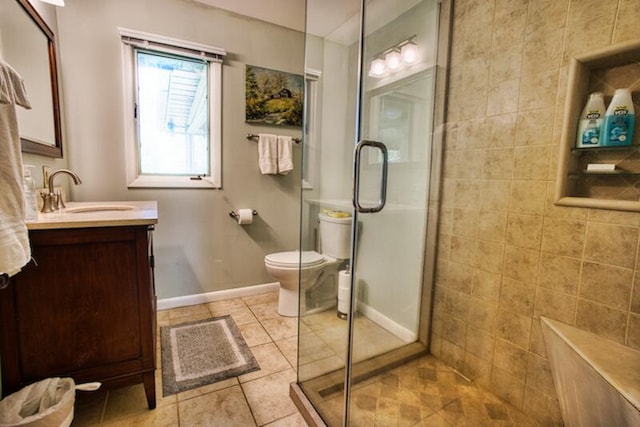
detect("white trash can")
[0,378,76,427]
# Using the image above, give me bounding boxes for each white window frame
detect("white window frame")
[303,68,321,190]
[120,28,225,189]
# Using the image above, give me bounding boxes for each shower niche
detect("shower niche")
[555,39,640,211]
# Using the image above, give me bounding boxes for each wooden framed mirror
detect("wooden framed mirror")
[0,0,63,158]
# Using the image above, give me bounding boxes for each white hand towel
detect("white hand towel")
[258,133,278,175]
[277,136,293,175]
[0,59,32,277]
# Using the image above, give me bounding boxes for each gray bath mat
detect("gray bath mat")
[161,315,260,396]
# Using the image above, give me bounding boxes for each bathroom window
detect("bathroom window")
[120,29,226,188]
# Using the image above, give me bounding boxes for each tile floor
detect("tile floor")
[73,292,306,426]
[72,291,538,426]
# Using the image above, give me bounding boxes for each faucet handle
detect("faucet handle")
[40,192,56,213]
[55,190,65,210]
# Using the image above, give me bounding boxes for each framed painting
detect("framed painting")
[245,65,303,127]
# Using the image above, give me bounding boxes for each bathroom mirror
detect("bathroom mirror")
[364,69,433,164]
[0,0,62,157]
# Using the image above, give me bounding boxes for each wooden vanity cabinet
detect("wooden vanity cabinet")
[0,225,157,409]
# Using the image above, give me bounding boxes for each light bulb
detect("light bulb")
[401,41,418,64]
[40,0,65,6]
[385,49,402,70]
[368,58,386,77]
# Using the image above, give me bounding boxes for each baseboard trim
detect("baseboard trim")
[157,282,279,310]
[357,302,417,343]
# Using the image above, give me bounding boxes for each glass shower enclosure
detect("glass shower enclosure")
[294,0,450,425]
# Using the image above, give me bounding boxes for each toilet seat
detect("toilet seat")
[265,251,325,268]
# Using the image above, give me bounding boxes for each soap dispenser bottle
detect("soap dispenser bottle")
[576,92,605,148]
[602,88,635,146]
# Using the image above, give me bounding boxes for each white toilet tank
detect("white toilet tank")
[318,212,352,259]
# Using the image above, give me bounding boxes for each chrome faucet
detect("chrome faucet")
[40,169,82,213]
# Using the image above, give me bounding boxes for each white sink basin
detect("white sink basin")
[65,204,135,213]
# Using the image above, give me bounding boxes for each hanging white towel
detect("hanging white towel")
[0,59,32,277]
[277,135,293,175]
[258,133,278,175]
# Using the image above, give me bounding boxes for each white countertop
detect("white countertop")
[27,201,158,230]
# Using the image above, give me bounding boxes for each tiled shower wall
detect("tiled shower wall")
[431,0,640,424]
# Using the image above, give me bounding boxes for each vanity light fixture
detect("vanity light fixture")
[368,57,386,77]
[40,0,65,6]
[369,37,419,79]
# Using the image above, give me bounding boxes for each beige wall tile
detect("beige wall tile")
[529,320,547,358]
[468,298,498,334]
[541,218,586,257]
[440,338,466,372]
[496,309,532,349]
[466,326,495,361]
[447,261,474,293]
[489,44,523,85]
[523,386,563,426]
[506,214,543,250]
[515,108,555,146]
[471,269,502,302]
[534,287,577,324]
[493,339,528,377]
[518,70,558,111]
[492,5,527,50]
[481,180,513,211]
[628,313,640,350]
[463,352,491,387]
[454,180,482,209]
[525,0,569,36]
[537,252,581,295]
[584,223,639,269]
[450,235,476,265]
[483,148,514,180]
[487,79,520,116]
[457,118,489,150]
[632,277,640,314]
[575,299,627,344]
[441,286,470,321]
[486,113,517,148]
[452,208,479,237]
[457,149,486,179]
[613,2,640,43]
[503,245,539,283]
[474,239,505,274]
[564,12,616,61]
[441,314,467,348]
[490,367,525,409]
[521,28,564,77]
[544,182,589,220]
[513,146,550,180]
[526,354,555,396]
[588,208,640,227]
[510,181,547,214]
[580,262,633,310]
[500,277,535,317]
[477,210,508,243]
[567,0,612,23]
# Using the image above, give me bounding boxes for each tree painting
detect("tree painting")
[245,65,303,127]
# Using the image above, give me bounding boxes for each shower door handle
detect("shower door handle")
[353,139,388,213]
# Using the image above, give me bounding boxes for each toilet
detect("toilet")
[265,212,352,317]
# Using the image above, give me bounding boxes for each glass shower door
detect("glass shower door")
[298,0,441,425]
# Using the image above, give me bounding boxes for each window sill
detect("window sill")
[127,175,220,189]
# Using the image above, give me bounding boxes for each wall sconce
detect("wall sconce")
[368,37,419,78]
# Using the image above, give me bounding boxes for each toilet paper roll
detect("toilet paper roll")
[237,209,254,225]
[338,270,350,315]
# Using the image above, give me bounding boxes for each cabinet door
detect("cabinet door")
[6,228,144,383]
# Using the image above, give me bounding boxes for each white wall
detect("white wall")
[55,0,305,298]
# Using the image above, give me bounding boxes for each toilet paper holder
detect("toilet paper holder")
[228,210,258,220]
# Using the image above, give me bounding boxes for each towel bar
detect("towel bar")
[246,133,301,144]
